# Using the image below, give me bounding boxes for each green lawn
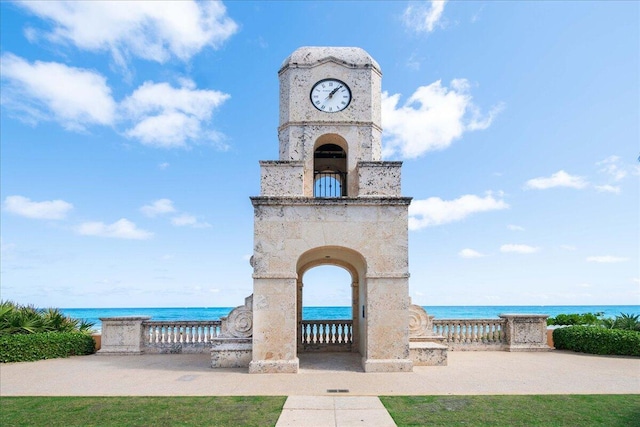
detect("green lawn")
[0,396,286,427]
[2,395,639,427]
[380,395,640,427]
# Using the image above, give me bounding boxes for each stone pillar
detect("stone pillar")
[97,316,149,355]
[249,277,299,373]
[500,314,550,352]
[361,276,413,372]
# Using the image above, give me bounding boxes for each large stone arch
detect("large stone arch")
[296,246,367,354]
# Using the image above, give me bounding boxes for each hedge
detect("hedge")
[553,326,640,357]
[0,332,96,363]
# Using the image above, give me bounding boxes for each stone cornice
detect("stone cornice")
[250,196,412,207]
[278,121,382,133]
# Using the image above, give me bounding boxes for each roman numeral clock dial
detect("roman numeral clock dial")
[310,78,352,112]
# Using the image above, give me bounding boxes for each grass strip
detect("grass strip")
[0,396,286,427]
[380,395,640,427]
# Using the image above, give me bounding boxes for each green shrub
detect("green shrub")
[553,326,640,357]
[547,312,602,326]
[0,332,96,363]
[0,300,94,336]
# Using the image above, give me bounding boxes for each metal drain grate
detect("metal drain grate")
[326,389,350,393]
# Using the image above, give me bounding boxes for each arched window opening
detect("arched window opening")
[314,143,347,197]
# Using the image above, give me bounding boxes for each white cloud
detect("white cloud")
[500,244,539,254]
[524,170,588,190]
[459,248,486,258]
[17,1,238,67]
[382,79,503,159]
[171,214,211,229]
[403,0,448,33]
[507,224,525,231]
[409,192,508,230]
[158,162,170,170]
[597,155,627,181]
[121,80,230,148]
[586,255,628,263]
[140,199,176,217]
[3,195,73,220]
[594,184,621,194]
[76,219,153,240]
[0,53,116,131]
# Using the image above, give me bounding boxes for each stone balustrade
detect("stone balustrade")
[432,314,549,351]
[299,320,353,351]
[433,319,506,350]
[143,321,222,354]
[97,312,548,359]
[98,317,222,355]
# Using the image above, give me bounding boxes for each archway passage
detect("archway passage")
[300,265,352,352]
[296,247,366,355]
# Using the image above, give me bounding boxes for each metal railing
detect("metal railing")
[314,171,346,198]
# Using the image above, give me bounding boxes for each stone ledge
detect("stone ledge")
[249,358,300,374]
[251,196,412,206]
[410,341,448,366]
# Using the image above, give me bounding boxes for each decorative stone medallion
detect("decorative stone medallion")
[408,304,434,338]
[222,295,253,338]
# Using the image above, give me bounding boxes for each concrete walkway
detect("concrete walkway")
[2,351,639,426]
[276,396,396,427]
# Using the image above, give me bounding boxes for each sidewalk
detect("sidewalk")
[2,350,638,396]
[275,396,397,427]
[3,351,638,427]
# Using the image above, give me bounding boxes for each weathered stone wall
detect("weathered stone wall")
[260,161,304,196]
[251,198,411,278]
[357,161,402,197]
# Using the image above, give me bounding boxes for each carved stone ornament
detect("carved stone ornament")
[222,295,253,338]
[408,304,434,338]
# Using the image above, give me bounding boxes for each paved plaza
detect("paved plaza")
[2,350,638,426]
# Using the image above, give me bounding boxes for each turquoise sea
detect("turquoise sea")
[62,305,640,332]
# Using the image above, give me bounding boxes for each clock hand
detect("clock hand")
[328,85,342,98]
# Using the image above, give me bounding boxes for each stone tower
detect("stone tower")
[250,47,412,373]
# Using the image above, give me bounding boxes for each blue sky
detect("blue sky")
[1,1,638,308]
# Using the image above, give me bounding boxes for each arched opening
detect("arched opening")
[314,138,347,198]
[296,246,366,359]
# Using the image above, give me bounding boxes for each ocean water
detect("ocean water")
[61,305,640,332]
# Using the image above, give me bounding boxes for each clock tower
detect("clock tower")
[250,47,413,373]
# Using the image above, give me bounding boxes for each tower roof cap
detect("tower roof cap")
[280,46,380,73]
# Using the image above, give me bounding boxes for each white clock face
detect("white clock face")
[310,78,352,113]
